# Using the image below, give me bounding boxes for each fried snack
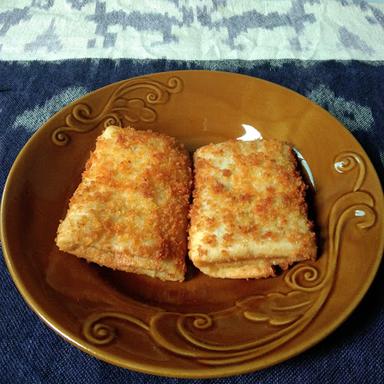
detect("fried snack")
[56,126,192,281]
[189,139,316,279]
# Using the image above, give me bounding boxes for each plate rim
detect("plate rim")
[1,69,383,378]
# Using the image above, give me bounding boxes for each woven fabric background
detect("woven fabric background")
[0,59,383,383]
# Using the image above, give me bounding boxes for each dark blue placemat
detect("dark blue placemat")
[0,59,383,384]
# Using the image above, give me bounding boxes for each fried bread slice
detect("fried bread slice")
[56,126,192,281]
[189,139,316,279]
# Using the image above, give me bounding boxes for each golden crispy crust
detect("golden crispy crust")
[188,139,316,279]
[56,126,192,281]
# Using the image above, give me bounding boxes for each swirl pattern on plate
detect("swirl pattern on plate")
[82,151,376,365]
[51,76,183,145]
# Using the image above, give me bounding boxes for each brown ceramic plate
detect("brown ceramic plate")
[1,71,383,378]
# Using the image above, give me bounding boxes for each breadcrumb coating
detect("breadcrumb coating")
[56,126,192,281]
[188,139,316,279]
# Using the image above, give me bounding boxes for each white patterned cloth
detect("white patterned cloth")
[0,0,383,60]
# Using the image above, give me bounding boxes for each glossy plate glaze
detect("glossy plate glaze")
[1,71,383,378]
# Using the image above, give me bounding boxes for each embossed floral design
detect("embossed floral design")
[82,151,376,366]
[51,76,183,145]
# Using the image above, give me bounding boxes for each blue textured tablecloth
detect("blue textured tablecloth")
[1,59,383,383]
